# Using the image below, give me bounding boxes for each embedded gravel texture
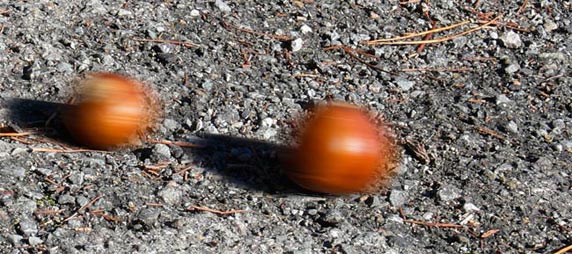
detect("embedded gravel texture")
[1,1,571,253]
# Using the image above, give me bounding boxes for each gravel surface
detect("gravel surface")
[1,1,571,253]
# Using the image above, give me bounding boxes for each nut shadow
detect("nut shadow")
[183,133,310,195]
[2,98,73,141]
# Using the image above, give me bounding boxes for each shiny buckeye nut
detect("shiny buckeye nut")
[288,103,397,194]
[63,73,158,150]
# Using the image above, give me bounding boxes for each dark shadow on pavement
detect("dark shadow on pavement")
[181,133,310,195]
[2,98,73,142]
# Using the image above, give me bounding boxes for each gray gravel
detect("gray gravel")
[1,1,571,253]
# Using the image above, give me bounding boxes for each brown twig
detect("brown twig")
[363,20,470,45]
[132,37,198,48]
[405,219,464,228]
[44,176,66,193]
[150,139,205,148]
[399,0,421,4]
[174,165,193,175]
[90,209,122,222]
[241,49,251,68]
[221,21,293,41]
[480,229,500,238]
[404,139,430,164]
[31,147,107,153]
[475,19,531,33]
[142,162,171,176]
[0,190,14,196]
[476,126,506,141]
[9,136,34,144]
[417,20,437,53]
[186,205,246,216]
[463,57,497,62]
[323,45,392,74]
[0,9,9,15]
[402,67,472,72]
[293,73,321,79]
[63,194,104,222]
[399,208,463,229]
[364,16,501,46]
[467,98,484,103]
[73,227,92,232]
[517,0,529,14]
[555,245,572,254]
[0,132,32,137]
[34,208,66,216]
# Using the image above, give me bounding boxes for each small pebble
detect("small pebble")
[505,121,519,134]
[28,236,43,246]
[137,208,160,228]
[18,219,38,236]
[291,38,304,52]
[496,94,512,104]
[500,31,523,48]
[437,185,462,202]
[300,25,312,34]
[190,9,201,17]
[505,64,520,74]
[163,118,179,131]
[152,144,172,160]
[58,194,75,205]
[544,19,558,32]
[395,78,415,91]
[214,0,232,12]
[9,235,23,246]
[389,190,408,207]
[157,183,183,206]
[463,203,480,212]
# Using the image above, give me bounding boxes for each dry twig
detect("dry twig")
[91,209,122,222]
[150,139,204,148]
[517,0,529,14]
[399,208,463,229]
[293,73,321,79]
[34,208,66,216]
[63,194,104,222]
[32,147,106,153]
[187,205,246,216]
[555,245,572,254]
[402,67,471,72]
[476,126,506,141]
[475,19,530,33]
[174,165,193,175]
[323,45,392,74]
[364,16,501,46]
[132,37,198,48]
[404,139,430,164]
[221,22,292,41]
[480,229,500,238]
[399,0,421,4]
[44,176,65,193]
[142,162,171,176]
[364,20,470,45]
[0,132,32,137]
[463,57,496,62]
